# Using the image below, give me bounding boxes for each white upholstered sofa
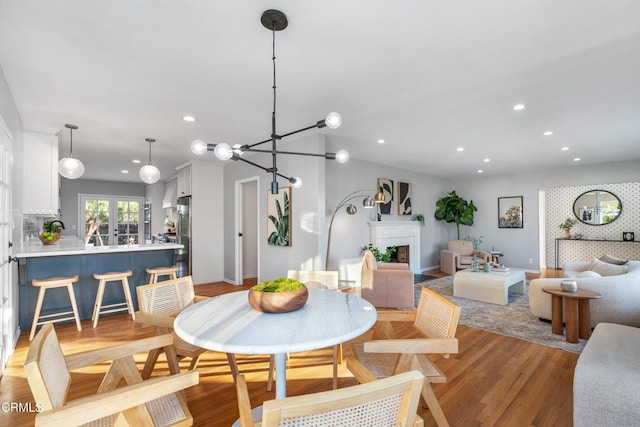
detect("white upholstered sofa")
[529,259,640,328]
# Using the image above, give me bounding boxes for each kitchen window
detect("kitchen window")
[80,195,143,245]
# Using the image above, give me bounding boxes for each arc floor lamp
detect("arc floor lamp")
[325,189,385,270]
[191,9,349,194]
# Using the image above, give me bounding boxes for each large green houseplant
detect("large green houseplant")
[434,191,477,239]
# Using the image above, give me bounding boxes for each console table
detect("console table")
[554,238,640,269]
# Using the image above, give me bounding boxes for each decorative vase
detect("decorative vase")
[562,230,571,239]
[561,280,578,292]
[248,285,308,313]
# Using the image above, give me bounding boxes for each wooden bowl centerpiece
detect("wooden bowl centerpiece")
[248,278,308,313]
[39,231,61,245]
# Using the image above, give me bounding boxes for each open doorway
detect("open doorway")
[235,177,259,285]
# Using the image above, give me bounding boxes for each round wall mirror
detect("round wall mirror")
[573,189,622,225]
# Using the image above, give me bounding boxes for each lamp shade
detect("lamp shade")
[58,157,85,179]
[346,204,357,215]
[290,177,302,188]
[335,150,349,164]
[325,112,342,129]
[139,164,161,184]
[363,196,375,208]
[214,143,234,161]
[191,139,208,155]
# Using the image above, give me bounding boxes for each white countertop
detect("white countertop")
[13,236,183,258]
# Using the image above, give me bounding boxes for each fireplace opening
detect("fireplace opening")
[389,245,410,265]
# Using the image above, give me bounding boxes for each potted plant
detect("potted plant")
[413,213,425,227]
[248,277,308,313]
[434,191,477,239]
[361,244,397,263]
[559,218,577,238]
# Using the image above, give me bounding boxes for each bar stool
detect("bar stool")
[30,275,82,341]
[146,265,178,283]
[92,270,135,328]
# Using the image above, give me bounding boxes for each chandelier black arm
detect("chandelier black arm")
[245,120,327,149]
[235,156,292,181]
[241,148,336,159]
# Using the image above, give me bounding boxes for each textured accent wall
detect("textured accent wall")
[545,182,640,267]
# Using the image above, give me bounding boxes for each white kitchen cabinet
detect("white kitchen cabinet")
[177,164,192,197]
[22,132,58,215]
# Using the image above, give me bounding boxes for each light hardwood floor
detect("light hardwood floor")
[1,269,576,426]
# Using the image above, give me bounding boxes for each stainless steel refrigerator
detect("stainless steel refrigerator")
[177,196,192,276]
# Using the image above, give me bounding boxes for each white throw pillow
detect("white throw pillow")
[589,258,628,276]
[599,254,629,265]
[576,271,602,279]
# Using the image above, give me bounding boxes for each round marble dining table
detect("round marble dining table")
[174,288,377,398]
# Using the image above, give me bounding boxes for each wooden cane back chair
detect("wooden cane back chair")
[346,287,461,427]
[135,275,240,379]
[236,370,425,427]
[24,323,198,426]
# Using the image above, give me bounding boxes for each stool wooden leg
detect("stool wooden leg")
[66,284,82,332]
[93,280,106,328]
[149,273,157,284]
[29,287,47,341]
[121,277,135,320]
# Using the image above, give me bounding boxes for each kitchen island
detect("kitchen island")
[13,237,183,330]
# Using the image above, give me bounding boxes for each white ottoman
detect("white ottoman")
[453,269,526,305]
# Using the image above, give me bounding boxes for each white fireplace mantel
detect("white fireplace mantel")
[368,221,421,274]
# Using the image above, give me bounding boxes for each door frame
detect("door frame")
[78,194,144,244]
[235,176,260,285]
[0,114,13,374]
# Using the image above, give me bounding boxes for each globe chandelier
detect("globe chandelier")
[139,137,161,184]
[58,124,85,179]
[191,9,349,194]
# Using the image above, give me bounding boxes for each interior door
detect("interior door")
[80,195,143,245]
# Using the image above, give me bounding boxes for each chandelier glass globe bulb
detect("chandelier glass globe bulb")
[214,143,234,161]
[325,112,342,129]
[58,157,85,179]
[335,149,349,164]
[139,164,161,184]
[190,139,208,155]
[290,177,303,188]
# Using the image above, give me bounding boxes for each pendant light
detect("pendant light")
[139,138,161,184]
[58,124,85,179]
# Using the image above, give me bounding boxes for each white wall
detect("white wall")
[453,159,640,270]
[223,134,326,283]
[324,154,452,279]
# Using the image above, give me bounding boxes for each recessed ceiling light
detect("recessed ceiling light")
[132,159,141,164]
[543,131,553,136]
[457,147,464,152]
[561,147,569,151]
[513,104,525,111]
[121,170,129,174]
[377,139,385,144]
[477,169,483,173]
[182,115,196,122]
[483,158,490,163]
[573,158,581,162]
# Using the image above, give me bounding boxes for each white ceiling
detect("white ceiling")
[1,1,639,183]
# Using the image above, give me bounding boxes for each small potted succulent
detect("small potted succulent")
[248,277,308,313]
[559,218,577,239]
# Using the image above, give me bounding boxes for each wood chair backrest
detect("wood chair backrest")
[137,276,196,316]
[287,270,339,290]
[237,370,424,427]
[24,323,70,411]
[414,287,461,340]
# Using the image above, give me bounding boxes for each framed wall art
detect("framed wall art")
[267,187,291,246]
[397,181,412,215]
[498,196,523,228]
[378,178,393,215]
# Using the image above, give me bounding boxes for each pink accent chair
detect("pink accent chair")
[361,250,414,308]
[439,240,491,275]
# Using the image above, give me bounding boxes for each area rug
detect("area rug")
[415,276,586,353]
[414,273,436,283]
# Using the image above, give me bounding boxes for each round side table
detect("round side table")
[542,287,601,343]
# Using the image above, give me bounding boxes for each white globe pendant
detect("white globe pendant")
[139,164,161,184]
[58,157,85,179]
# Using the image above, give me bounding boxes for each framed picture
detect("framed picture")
[578,208,595,224]
[498,196,523,228]
[267,187,291,246]
[397,182,412,215]
[378,178,393,215]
